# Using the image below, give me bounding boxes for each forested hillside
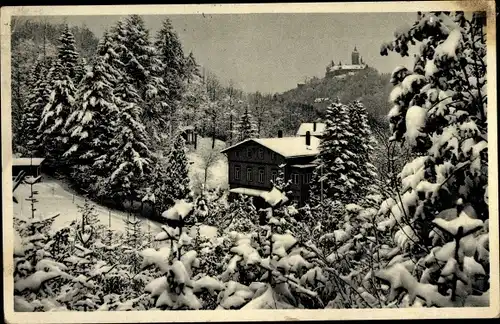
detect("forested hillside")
[11,20,100,150]
[239,67,393,139]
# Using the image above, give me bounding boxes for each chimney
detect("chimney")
[278,130,283,138]
[313,122,317,132]
[305,131,311,146]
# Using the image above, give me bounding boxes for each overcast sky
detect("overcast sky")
[32,13,417,93]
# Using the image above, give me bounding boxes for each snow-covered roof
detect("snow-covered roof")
[229,187,268,197]
[290,164,316,169]
[13,158,45,166]
[221,136,320,158]
[296,123,326,136]
[179,125,195,131]
[230,187,287,207]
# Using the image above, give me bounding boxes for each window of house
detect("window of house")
[235,150,240,159]
[259,169,265,183]
[247,167,253,182]
[307,173,312,184]
[271,170,278,183]
[247,148,252,158]
[292,173,299,184]
[235,166,241,180]
[271,152,276,160]
[258,148,264,159]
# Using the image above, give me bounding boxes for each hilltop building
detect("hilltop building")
[325,47,367,78]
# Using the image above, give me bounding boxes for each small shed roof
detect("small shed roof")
[179,125,195,131]
[296,123,326,137]
[13,158,45,166]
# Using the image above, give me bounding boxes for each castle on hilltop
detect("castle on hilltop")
[325,47,367,78]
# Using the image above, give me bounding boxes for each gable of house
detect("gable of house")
[296,123,326,137]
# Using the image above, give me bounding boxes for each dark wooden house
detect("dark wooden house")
[221,132,319,207]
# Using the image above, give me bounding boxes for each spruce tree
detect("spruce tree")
[19,59,51,155]
[164,134,191,206]
[74,57,88,85]
[235,106,258,142]
[57,25,80,82]
[184,52,201,81]
[111,16,168,139]
[309,100,357,204]
[155,18,186,105]
[38,59,77,168]
[108,100,153,205]
[345,100,378,198]
[179,52,209,129]
[63,32,123,191]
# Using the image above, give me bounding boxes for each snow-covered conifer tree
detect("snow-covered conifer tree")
[163,134,191,207]
[74,57,88,85]
[184,52,201,81]
[376,11,489,307]
[38,59,77,168]
[63,31,123,192]
[19,59,51,155]
[309,100,358,204]
[179,52,209,129]
[111,16,168,140]
[345,100,379,198]
[154,18,186,107]
[235,106,258,142]
[57,25,80,82]
[107,100,153,205]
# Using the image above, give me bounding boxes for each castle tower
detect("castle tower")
[351,46,360,65]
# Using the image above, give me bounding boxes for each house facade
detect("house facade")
[221,134,319,207]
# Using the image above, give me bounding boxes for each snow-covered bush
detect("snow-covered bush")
[215,188,327,309]
[142,201,212,309]
[13,198,154,312]
[376,11,489,307]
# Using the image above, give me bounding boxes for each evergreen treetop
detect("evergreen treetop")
[236,106,258,142]
[57,25,80,82]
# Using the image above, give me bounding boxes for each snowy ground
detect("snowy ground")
[12,176,219,242]
[187,137,228,191]
[11,138,226,240]
[12,176,163,233]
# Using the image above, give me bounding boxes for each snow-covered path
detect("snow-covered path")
[12,176,163,233]
[12,175,220,241]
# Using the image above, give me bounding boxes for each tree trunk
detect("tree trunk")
[212,118,216,149]
[229,113,233,145]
